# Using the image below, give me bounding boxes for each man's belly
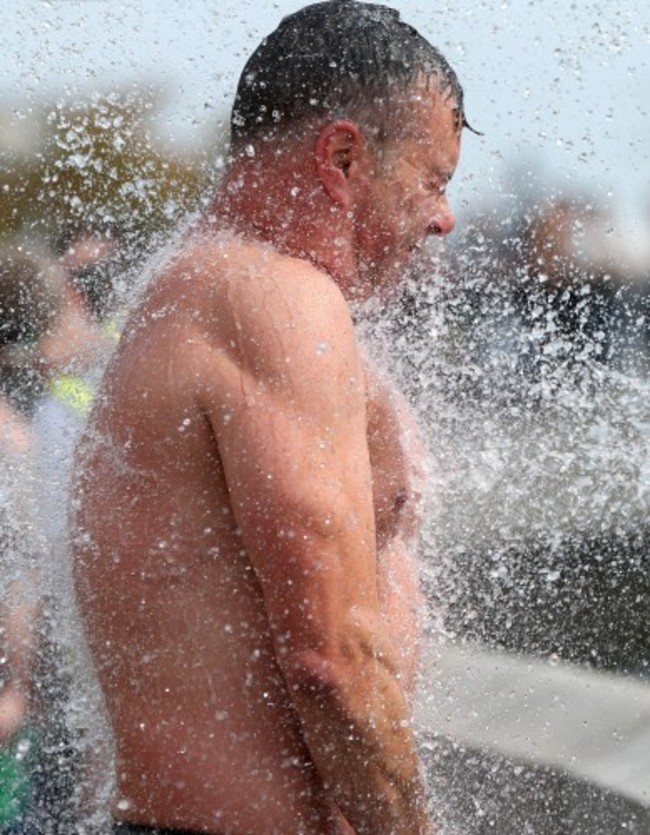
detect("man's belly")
[82,549,330,833]
[75,424,425,833]
[111,686,327,834]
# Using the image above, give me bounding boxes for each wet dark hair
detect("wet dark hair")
[231,0,466,149]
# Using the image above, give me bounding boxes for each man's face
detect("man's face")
[352,87,462,290]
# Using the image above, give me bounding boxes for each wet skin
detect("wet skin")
[72,91,460,834]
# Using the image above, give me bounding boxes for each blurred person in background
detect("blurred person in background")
[0,246,63,418]
[37,227,124,404]
[0,243,64,834]
[33,227,125,551]
[28,229,127,833]
[516,198,620,378]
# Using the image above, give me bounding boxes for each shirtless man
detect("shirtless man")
[72,2,466,832]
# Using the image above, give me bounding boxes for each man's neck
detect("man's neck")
[206,152,368,300]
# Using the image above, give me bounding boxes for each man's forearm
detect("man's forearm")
[286,640,431,834]
[377,536,424,696]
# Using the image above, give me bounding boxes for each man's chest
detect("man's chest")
[365,374,427,547]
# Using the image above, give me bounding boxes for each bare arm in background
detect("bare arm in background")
[0,406,40,746]
[0,583,37,746]
[0,579,39,745]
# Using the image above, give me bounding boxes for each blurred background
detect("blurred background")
[1,0,649,248]
[0,1,648,833]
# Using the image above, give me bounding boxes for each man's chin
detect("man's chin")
[355,246,425,300]
[389,243,428,277]
[373,254,418,301]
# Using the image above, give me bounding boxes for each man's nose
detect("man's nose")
[429,198,456,236]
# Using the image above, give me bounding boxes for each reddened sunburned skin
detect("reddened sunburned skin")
[73,241,429,833]
[72,3,466,833]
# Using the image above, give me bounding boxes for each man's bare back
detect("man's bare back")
[73,233,424,833]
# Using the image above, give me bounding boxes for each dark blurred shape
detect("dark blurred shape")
[513,198,620,372]
[431,528,650,676]
[395,192,648,414]
[55,228,125,323]
[0,246,62,348]
[0,244,64,415]
[390,188,649,685]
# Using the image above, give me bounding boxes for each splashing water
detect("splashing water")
[358,229,650,832]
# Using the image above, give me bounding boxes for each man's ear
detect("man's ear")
[314,120,365,208]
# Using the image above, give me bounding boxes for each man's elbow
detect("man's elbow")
[281,624,398,705]
[283,648,349,701]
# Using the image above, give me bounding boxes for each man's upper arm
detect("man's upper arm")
[195,259,430,835]
[200,262,379,658]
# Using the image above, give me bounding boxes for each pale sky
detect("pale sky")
[2,0,649,228]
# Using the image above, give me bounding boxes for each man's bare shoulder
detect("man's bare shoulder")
[209,235,349,323]
[148,232,357,377]
[133,231,362,433]
[142,232,349,333]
